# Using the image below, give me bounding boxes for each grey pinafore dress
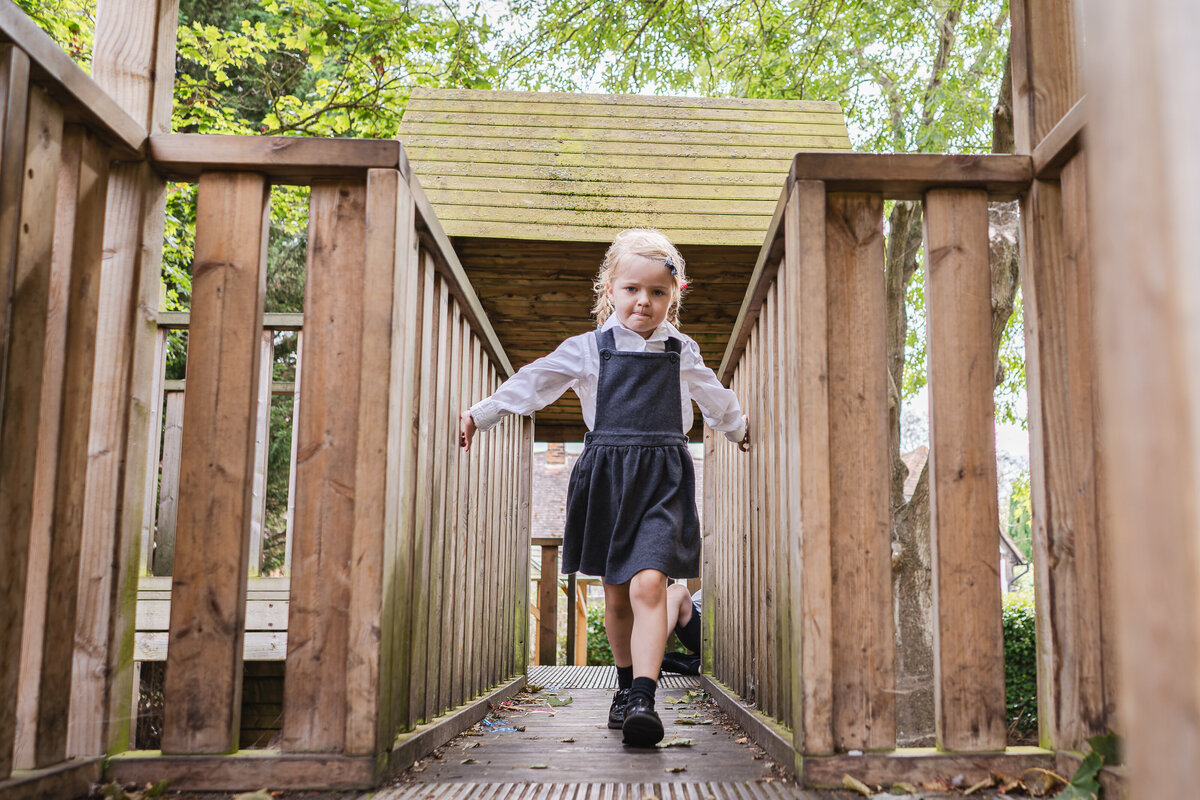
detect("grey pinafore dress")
[562,328,701,585]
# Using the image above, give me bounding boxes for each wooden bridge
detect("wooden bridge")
[0,0,1195,798]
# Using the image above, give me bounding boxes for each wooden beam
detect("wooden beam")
[801,748,1054,789]
[825,193,894,751]
[281,179,368,752]
[791,152,1031,200]
[0,756,102,800]
[0,5,144,156]
[157,310,303,329]
[1032,96,1086,178]
[105,752,376,791]
[923,188,1005,751]
[148,134,406,182]
[1010,0,1081,154]
[537,543,559,665]
[160,172,269,754]
[0,84,63,779]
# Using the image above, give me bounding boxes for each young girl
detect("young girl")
[459,228,749,747]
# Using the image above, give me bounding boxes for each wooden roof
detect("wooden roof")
[398,89,852,440]
[398,88,852,246]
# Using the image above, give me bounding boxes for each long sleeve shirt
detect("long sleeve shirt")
[469,315,747,443]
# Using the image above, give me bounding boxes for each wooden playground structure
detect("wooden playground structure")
[1,0,1196,797]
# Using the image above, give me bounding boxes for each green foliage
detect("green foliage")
[15,0,94,68]
[1007,470,1033,561]
[1002,591,1038,741]
[586,602,614,666]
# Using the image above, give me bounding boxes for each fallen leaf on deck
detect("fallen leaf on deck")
[921,778,950,792]
[545,695,573,707]
[841,774,874,796]
[530,764,549,769]
[463,741,482,749]
[964,775,994,795]
[665,766,687,773]
[460,758,477,765]
[735,737,749,744]
[674,718,713,725]
[663,695,688,704]
[891,782,919,794]
[656,737,694,748]
[1021,767,1067,796]
[560,737,575,743]
[231,792,271,800]
[993,770,1022,792]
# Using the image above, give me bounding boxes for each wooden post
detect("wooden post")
[282,179,367,752]
[536,539,560,666]
[77,0,178,756]
[923,188,1005,751]
[701,427,717,677]
[36,126,110,768]
[565,573,578,666]
[160,172,269,755]
[0,43,31,419]
[1087,0,1200,795]
[784,180,834,758]
[825,192,894,751]
[153,391,184,575]
[0,82,63,778]
[516,416,534,676]
[247,330,273,575]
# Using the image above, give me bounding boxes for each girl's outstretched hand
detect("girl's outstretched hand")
[459,410,477,451]
[738,414,751,452]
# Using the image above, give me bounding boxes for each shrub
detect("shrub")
[1003,591,1038,742]
[586,603,613,666]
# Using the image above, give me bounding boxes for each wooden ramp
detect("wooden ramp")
[377,667,850,798]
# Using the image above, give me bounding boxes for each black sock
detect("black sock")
[630,676,657,704]
[616,664,634,690]
[676,613,702,653]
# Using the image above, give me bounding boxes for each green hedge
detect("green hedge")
[1003,592,1038,740]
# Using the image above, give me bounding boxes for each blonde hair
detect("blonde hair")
[592,228,689,327]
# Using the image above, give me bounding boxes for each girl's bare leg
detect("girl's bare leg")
[603,582,634,667]
[629,569,668,679]
[665,583,693,633]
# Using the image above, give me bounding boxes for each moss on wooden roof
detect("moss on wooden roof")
[398,88,852,246]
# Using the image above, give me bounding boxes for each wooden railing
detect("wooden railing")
[0,8,532,795]
[703,146,1112,785]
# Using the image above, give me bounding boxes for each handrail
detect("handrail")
[719,151,1033,382]
[0,0,144,156]
[1032,95,1086,178]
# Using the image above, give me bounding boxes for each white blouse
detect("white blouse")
[469,316,747,443]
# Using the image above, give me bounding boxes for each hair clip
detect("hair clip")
[664,256,677,276]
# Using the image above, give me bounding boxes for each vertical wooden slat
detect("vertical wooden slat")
[701,427,716,676]
[785,181,835,759]
[35,127,110,768]
[770,271,790,727]
[247,330,273,575]
[749,326,766,710]
[283,332,302,575]
[516,415,534,676]
[479,371,496,682]
[826,192,894,751]
[465,335,483,696]
[427,277,452,714]
[140,329,168,574]
[0,84,63,778]
[444,306,465,707]
[498,417,512,680]
[160,172,269,755]
[153,391,184,575]
[408,255,439,724]
[14,118,76,771]
[923,188,1005,751]
[451,323,473,694]
[1010,0,1080,153]
[0,44,31,401]
[1088,0,1199,793]
[385,172,420,737]
[345,168,401,755]
[282,179,367,752]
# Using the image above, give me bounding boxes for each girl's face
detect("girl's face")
[607,254,675,338]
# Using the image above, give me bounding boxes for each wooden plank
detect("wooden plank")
[424,188,777,217]
[825,193,894,751]
[429,202,772,231]
[465,336,483,697]
[431,219,769,247]
[538,545,559,665]
[0,84,62,779]
[412,159,803,187]
[14,118,76,771]
[385,174,421,736]
[453,313,473,700]
[0,44,29,409]
[136,631,287,662]
[1009,0,1080,153]
[137,599,288,631]
[34,125,109,768]
[139,329,168,573]
[1083,1,1200,790]
[148,134,406,183]
[0,757,102,800]
[1032,96,1086,179]
[791,152,1031,200]
[407,252,439,726]
[427,277,452,716]
[160,172,269,755]
[443,307,465,707]
[282,179,367,752]
[783,181,833,759]
[152,391,184,575]
[422,174,793,202]
[247,331,273,575]
[922,189,1005,751]
[801,748,1054,789]
[283,332,302,575]
[407,87,842,114]
[407,145,800,178]
[701,427,716,678]
[105,752,376,791]
[1021,175,1107,751]
[345,168,401,755]
[769,274,789,726]
[157,310,304,329]
[0,6,144,155]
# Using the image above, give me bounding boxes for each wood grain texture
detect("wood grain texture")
[922,189,1005,751]
[153,391,184,575]
[785,181,833,757]
[148,134,405,183]
[160,172,269,755]
[0,84,62,779]
[1021,175,1107,751]
[247,331,273,575]
[825,193,894,751]
[1010,0,1080,153]
[0,44,30,403]
[282,180,367,753]
[35,126,109,768]
[343,168,401,756]
[426,277,452,716]
[399,87,850,246]
[790,152,1031,200]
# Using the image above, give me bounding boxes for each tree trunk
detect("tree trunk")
[891,45,1020,747]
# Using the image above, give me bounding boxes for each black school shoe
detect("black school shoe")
[661,651,701,675]
[607,688,631,729]
[621,695,665,747]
